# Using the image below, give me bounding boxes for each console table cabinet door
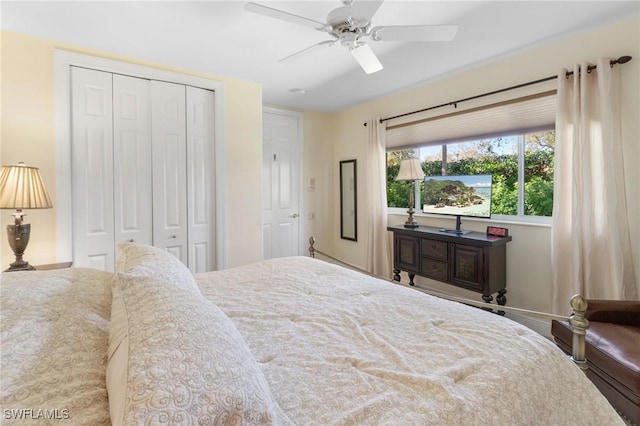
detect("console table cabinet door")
[396,235,420,272]
[451,244,484,292]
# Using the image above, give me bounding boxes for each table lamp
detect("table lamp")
[396,158,425,228]
[0,162,53,272]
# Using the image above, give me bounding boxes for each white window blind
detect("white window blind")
[385,90,557,150]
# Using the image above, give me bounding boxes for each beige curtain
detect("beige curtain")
[551,58,637,315]
[366,118,392,278]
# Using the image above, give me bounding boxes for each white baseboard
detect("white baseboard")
[506,312,552,339]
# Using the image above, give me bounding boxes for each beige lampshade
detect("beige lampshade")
[395,158,425,181]
[0,162,53,209]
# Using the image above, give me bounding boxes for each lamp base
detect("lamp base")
[4,260,35,272]
[403,207,420,229]
[5,223,35,272]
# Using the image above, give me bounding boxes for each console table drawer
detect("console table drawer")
[421,239,448,260]
[420,258,448,281]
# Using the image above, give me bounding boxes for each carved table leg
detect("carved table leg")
[495,289,507,315]
[481,294,494,312]
[392,268,401,282]
[408,273,415,287]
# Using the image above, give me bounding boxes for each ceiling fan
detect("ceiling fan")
[245,0,458,74]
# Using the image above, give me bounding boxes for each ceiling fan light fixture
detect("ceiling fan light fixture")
[350,43,383,74]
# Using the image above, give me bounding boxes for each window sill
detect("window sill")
[387,209,551,228]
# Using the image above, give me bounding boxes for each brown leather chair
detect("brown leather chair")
[552,300,640,425]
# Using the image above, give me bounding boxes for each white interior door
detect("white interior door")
[151,80,188,263]
[71,66,115,271]
[186,85,215,272]
[262,110,301,259]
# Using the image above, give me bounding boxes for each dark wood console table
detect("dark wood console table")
[388,225,512,311]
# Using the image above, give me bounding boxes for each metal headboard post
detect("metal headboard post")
[569,294,589,371]
[309,236,316,258]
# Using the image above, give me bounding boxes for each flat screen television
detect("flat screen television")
[422,174,492,234]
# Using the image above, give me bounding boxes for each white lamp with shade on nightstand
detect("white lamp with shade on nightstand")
[0,162,53,272]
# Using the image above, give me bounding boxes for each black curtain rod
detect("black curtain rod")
[363,55,632,126]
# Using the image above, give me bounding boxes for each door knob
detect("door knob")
[289,213,299,218]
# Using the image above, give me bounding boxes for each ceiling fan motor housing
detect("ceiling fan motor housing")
[326,6,370,37]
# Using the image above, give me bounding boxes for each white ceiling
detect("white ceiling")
[2,1,638,112]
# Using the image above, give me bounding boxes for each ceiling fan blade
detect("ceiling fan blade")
[245,2,326,31]
[279,40,335,63]
[350,0,384,22]
[350,43,383,74]
[371,25,459,42]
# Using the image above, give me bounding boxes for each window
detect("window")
[387,129,555,220]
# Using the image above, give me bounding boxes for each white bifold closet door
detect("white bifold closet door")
[150,81,188,261]
[114,74,153,250]
[71,66,215,273]
[71,67,118,271]
[185,86,215,272]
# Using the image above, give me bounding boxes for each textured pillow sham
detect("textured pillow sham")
[2,268,113,425]
[116,242,196,290]
[106,273,289,425]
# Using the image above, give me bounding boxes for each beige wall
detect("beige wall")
[311,15,640,317]
[302,110,336,255]
[0,30,264,269]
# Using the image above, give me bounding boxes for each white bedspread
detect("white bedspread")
[1,268,112,425]
[195,256,623,425]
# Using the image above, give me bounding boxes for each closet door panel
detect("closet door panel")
[71,67,115,271]
[113,74,153,248]
[186,86,215,273]
[151,81,188,263]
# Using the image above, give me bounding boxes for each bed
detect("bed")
[1,243,624,425]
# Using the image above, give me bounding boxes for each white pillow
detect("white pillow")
[116,242,196,290]
[106,273,289,425]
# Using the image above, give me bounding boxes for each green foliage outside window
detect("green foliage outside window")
[386,150,417,209]
[386,131,554,217]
